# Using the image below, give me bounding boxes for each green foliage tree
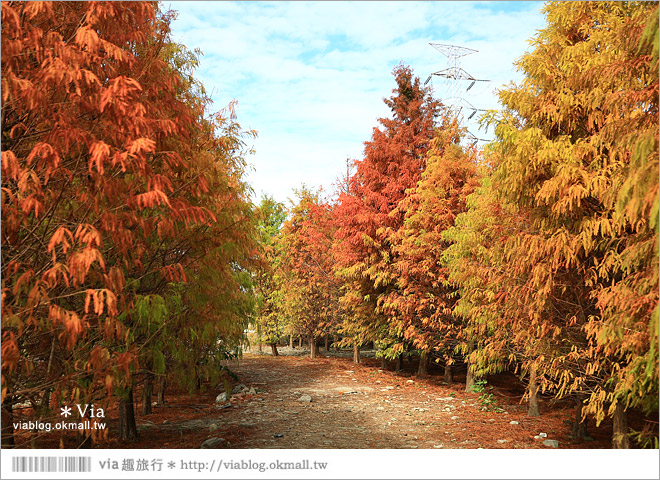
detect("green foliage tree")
[253,195,287,355]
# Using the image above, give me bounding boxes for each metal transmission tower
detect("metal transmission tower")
[425,43,491,145]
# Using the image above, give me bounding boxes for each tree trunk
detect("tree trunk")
[141,372,153,415]
[310,337,319,359]
[119,387,138,442]
[40,337,56,409]
[77,433,92,448]
[571,398,588,441]
[444,363,453,384]
[395,355,402,373]
[1,398,14,447]
[157,376,166,405]
[298,336,303,348]
[270,343,279,356]
[612,402,629,449]
[289,335,293,348]
[353,343,360,364]
[527,364,540,416]
[465,340,475,392]
[465,366,474,392]
[381,356,387,369]
[333,334,339,351]
[324,334,329,351]
[417,350,428,376]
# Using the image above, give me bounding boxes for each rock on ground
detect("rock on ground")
[233,384,249,394]
[201,437,230,449]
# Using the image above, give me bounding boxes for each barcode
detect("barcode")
[11,456,91,473]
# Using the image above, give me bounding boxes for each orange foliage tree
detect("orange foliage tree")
[446,1,658,447]
[1,1,258,445]
[278,187,342,359]
[383,121,478,377]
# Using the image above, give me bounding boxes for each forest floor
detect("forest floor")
[14,348,626,449]
[110,348,620,449]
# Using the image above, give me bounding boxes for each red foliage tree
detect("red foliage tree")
[334,64,442,364]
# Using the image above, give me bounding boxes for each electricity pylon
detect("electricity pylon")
[425,43,491,146]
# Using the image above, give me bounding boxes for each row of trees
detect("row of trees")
[446,2,658,448]
[254,1,658,448]
[254,189,342,360]
[2,1,259,446]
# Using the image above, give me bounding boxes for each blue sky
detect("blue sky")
[168,1,547,204]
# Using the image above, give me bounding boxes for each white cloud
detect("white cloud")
[168,1,546,203]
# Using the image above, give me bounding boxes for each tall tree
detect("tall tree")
[447,1,658,445]
[1,1,258,445]
[444,175,532,394]
[334,64,442,365]
[253,195,287,356]
[280,187,341,359]
[384,121,478,376]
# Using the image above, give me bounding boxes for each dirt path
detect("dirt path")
[199,353,575,449]
[11,350,617,449]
